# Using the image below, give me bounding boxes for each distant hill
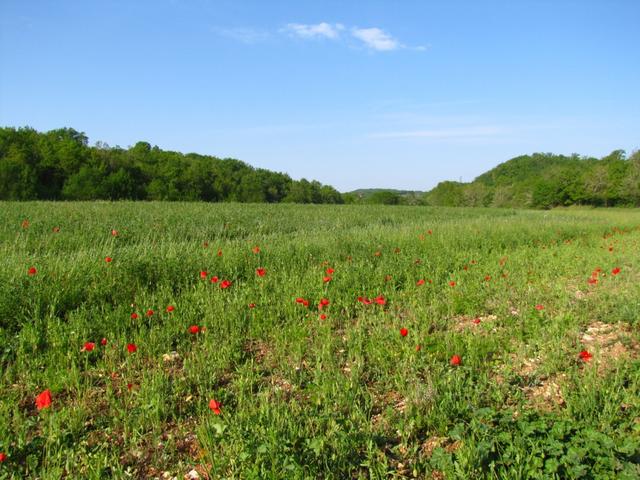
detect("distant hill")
[343,189,426,205]
[424,150,640,208]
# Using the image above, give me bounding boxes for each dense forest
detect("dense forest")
[425,150,640,208]
[0,127,343,203]
[1,126,638,208]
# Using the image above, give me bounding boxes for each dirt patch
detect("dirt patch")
[579,321,639,372]
[243,339,274,367]
[451,314,498,332]
[522,374,567,412]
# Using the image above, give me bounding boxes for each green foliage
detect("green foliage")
[0,127,343,204]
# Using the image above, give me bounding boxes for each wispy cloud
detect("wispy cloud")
[283,22,344,40]
[351,27,400,51]
[212,27,270,44]
[370,126,505,139]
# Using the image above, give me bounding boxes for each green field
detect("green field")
[1,203,639,479]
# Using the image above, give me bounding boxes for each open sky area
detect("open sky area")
[1,0,639,192]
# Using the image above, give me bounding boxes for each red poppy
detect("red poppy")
[587,277,598,285]
[220,280,232,289]
[100,338,107,346]
[200,271,208,279]
[612,267,621,275]
[83,342,96,352]
[248,303,256,309]
[608,246,613,252]
[449,281,456,287]
[473,318,481,325]
[374,251,381,257]
[374,296,386,306]
[318,298,330,310]
[416,279,425,286]
[319,314,327,320]
[105,257,112,263]
[384,274,392,282]
[400,328,408,337]
[166,305,175,312]
[579,350,592,362]
[52,226,60,233]
[130,313,139,320]
[427,229,432,235]
[36,389,52,410]
[415,345,422,352]
[209,399,222,414]
[450,355,461,366]
[463,265,469,271]
[326,268,335,275]
[127,383,133,391]
[28,267,37,276]
[534,304,544,311]
[210,276,219,283]
[295,297,305,304]
[256,268,266,277]
[127,343,137,353]
[21,219,30,229]
[323,276,332,283]
[146,309,154,317]
[252,246,260,254]
[217,249,223,257]
[188,325,200,334]
[0,452,6,462]
[357,296,373,305]
[111,229,118,236]
[484,275,491,282]
[203,241,209,248]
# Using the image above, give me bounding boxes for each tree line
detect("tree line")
[0,127,343,203]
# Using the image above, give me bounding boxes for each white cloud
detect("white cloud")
[351,27,400,51]
[284,22,344,39]
[213,27,270,44]
[370,126,505,139]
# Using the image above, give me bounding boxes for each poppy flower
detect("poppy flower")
[318,298,330,310]
[127,383,133,391]
[146,309,154,317]
[450,355,461,366]
[326,268,335,275]
[203,241,209,248]
[416,279,425,286]
[209,399,222,415]
[608,246,613,252]
[36,389,52,410]
[217,249,223,257]
[28,267,37,276]
[579,350,592,362]
[52,226,60,233]
[166,305,175,313]
[534,304,544,311]
[256,268,266,277]
[587,277,598,285]
[473,318,481,325]
[248,303,256,309]
[319,314,327,320]
[220,280,232,289]
[111,229,118,236]
[357,296,372,305]
[21,219,30,229]
[415,345,422,352]
[449,281,456,287]
[105,257,112,263]
[130,313,139,320]
[484,276,491,282]
[83,342,96,352]
[427,229,432,235]
[384,274,392,282]
[0,452,6,462]
[127,343,137,353]
[200,271,208,279]
[612,267,621,275]
[374,296,386,305]
[210,276,219,283]
[252,246,260,254]
[188,325,200,334]
[374,251,381,257]
[295,297,305,304]
[100,338,107,346]
[400,328,408,337]
[323,276,332,283]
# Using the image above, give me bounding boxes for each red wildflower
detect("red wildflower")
[52,226,60,233]
[484,275,491,281]
[21,219,29,229]
[166,305,175,312]
[394,247,401,253]
[217,249,223,257]
[319,314,327,320]
[400,328,408,337]
[450,355,461,366]
[203,241,209,248]
[416,279,425,286]
[127,343,137,353]
[374,296,386,306]
[256,268,266,277]
[535,304,544,311]
[579,350,593,362]
[326,268,335,275]
[608,246,613,252]
[209,399,222,414]
[473,318,481,325]
[612,267,621,275]
[83,342,96,352]
[449,281,456,287]
[111,229,118,236]
[302,299,309,307]
[588,277,598,285]
[323,276,332,283]
[318,298,330,310]
[295,297,304,304]
[210,276,219,283]
[28,267,37,276]
[384,274,392,282]
[374,251,381,257]
[220,279,232,289]
[463,265,469,271]
[130,313,139,320]
[36,389,52,410]
[127,383,133,391]
[248,303,256,309]
[146,309,154,317]
[188,325,200,334]
[0,452,6,462]
[252,246,260,254]
[427,229,432,235]
[200,271,208,279]
[105,256,112,263]
[357,296,372,305]
[415,345,422,352]
[100,338,107,346]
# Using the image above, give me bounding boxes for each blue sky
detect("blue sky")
[1,0,639,191]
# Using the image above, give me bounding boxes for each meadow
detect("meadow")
[0,202,639,479]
